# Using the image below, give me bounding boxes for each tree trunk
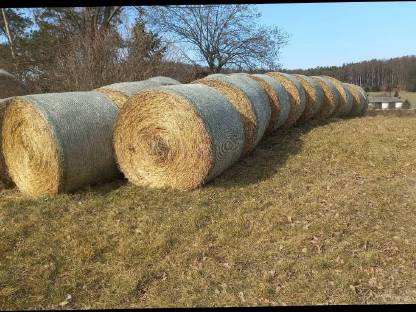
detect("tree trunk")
[1,9,16,60]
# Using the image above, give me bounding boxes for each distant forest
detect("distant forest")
[284,55,416,92]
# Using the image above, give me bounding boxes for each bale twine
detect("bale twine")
[113,83,245,190]
[342,83,365,116]
[2,91,120,197]
[193,73,270,155]
[265,72,306,128]
[323,76,353,117]
[250,74,290,132]
[293,74,324,123]
[0,69,26,98]
[148,76,180,85]
[311,76,340,119]
[96,80,175,108]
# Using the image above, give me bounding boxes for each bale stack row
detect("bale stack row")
[1,72,367,197]
[113,73,367,191]
[0,76,180,196]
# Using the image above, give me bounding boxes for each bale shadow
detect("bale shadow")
[73,117,345,195]
[210,118,342,188]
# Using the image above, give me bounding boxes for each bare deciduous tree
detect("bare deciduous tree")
[142,5,289,73]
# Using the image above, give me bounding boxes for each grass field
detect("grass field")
[368,91,416,108]
[1,116,416,308]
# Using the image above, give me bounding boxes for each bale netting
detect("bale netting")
[342,83,365,116]
[148,76,180,85]
[96,79,178,108]
[2,91,120,197]
[265,72,306,128]
[250,74,290,133]
[192,73,270,155]
[0,69,26,99]
[292,74,324,123]
[311,76,340,119]
[113,83,245,190]
[323,76,353,117]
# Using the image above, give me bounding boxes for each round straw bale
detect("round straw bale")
[193,73,271,155]
[353,85,368,115]
[2,91,120,197]
[148,76,180,85]
[265,72,306,128]
[0,98,13,187]
[250,74,290,132]
[113,83,244,190]
[323,76,353,117]
[342,83,365,116]
[96,80,167,108]
[311,76,341,119]
[292,74,324,123]
[0,69,26,98]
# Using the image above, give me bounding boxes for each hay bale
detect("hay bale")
[265,72,306,128]
[311,76,340,119]
[2,91,120,197]
[251,74,290,132]
[353,85,369,115]
[148,76,180,85]
[342,83,365,116]
[0,69,26,98]
[0,98,13,187]
[113,83,245,190]
[96,80,176,108]
[323,76,353,117]
[193,73,271,155]
[293,74,324,122]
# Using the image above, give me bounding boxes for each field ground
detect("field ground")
[1,116,416,308]
[368,91,416,108]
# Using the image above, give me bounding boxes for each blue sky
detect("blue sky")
[256,2,416,69]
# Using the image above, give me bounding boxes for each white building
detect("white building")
[368,96,403,110]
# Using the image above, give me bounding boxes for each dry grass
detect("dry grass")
[1,116,416,308]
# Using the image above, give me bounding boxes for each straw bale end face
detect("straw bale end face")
[2,98,61,195]
[113,84,245,190]
[2,92,120,197]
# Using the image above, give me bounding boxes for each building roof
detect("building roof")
[368,96,402,103]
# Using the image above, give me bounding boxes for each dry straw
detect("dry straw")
[193,73,270,155]
[354,85,369,115]
[251,73,290,132]
[0,98,13,187]
[323,76,353,117]
[311,76,340,119]
[2,91,120,197]
[97,77,180,108]
[293,74,324,123]
[342,83,365,116]
[113,83,245,190]
[265,72,306,128]
[0,69,26,99]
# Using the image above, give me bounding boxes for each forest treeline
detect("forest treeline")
[284,55,416,92]
[1,7,414,93]
[0,6,287,93]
